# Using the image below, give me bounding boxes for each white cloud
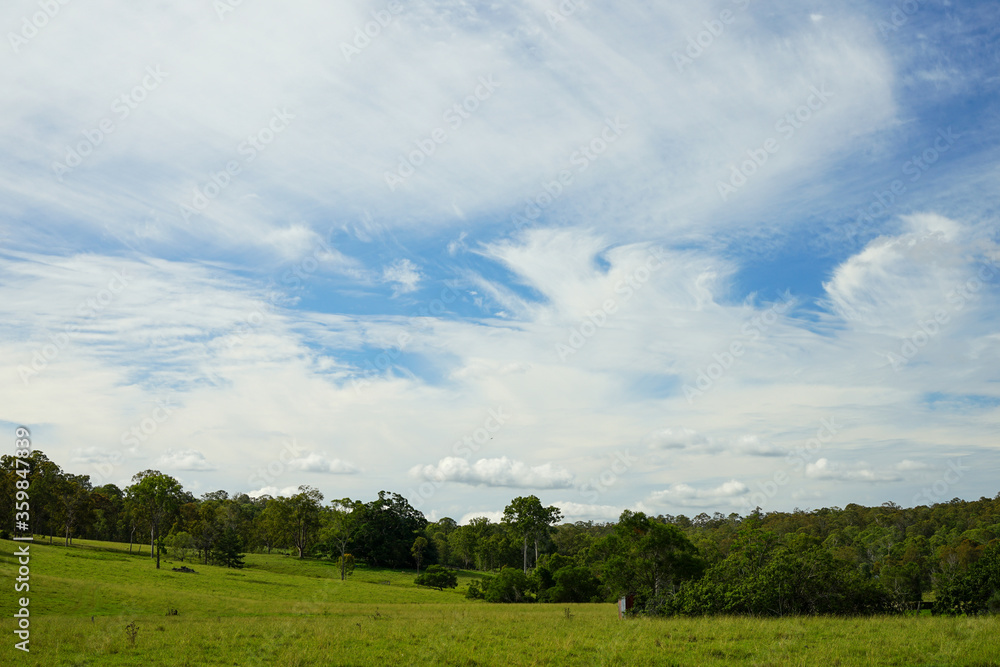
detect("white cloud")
[457,510,505,526]
[642,427,709,450]
[157,449,214,471]
[411,456,574,489]
[648,480,749,508]
[247,485,302,499]
[381,259,423,296]
[285,452,359,475]
[805,458,902,483]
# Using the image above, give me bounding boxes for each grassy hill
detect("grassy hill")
[2,537,998,666]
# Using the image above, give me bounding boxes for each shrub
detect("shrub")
[414,565,458,590]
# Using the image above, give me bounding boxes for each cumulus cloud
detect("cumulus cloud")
[805,458,902,483]
[554,501,625,521]
[647,479,749,508]
[157,448,214,471]
[411,456,574,489]
[285,452,359,475]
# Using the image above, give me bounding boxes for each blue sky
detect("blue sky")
[2,0,999,523]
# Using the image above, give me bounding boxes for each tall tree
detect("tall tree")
[503,495,563,573]
[54,473,92,546]
[126,470,185,569]
[323,498,362,580]
[288,486,324,558]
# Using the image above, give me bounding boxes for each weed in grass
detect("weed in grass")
[124,621,138,648]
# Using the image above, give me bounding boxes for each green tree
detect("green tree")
[598,510,703,610]
[212,525,246,569]
[126,470,185,569]
[288,486,324,558]
[412,536,428,572]
[323,498,362,580]
[502,495,562,573]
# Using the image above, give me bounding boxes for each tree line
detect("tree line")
[2,450,998,615]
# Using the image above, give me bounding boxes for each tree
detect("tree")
[352,491,428,568]
[126,470,185,569]
[598,510,704,611]
[415,564,458,590]
[502,495,562,573]
[288,486,324,558]
[212,525,246,569]
[412,536,428,572]
[165,531,194,562]
[935,541,1000,615]
[323,498,362,580]
[254,497,287,554]
[54,473,92,546]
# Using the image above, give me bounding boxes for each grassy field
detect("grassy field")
[2,538,998,666]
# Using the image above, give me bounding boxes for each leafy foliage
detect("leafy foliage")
[414,564,458,590]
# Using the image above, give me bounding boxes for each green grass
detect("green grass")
[2,537,998,666]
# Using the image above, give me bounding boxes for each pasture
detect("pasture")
[1,538,997,666]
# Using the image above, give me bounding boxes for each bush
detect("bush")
[466,567,534,603]
[538,566,602,603]
[414,565,458,590]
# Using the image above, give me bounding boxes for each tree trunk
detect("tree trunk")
[522,535,528,573]
[155,528,161,569]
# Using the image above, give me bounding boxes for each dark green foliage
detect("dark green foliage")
[538,566,602,603]
[596,510,704,610]
[934,541,1000,615]
[667,523,892,616]
[212,526,245,569]
[414,564,458,590]
[466,567,533,603]
[352,491,428,568]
